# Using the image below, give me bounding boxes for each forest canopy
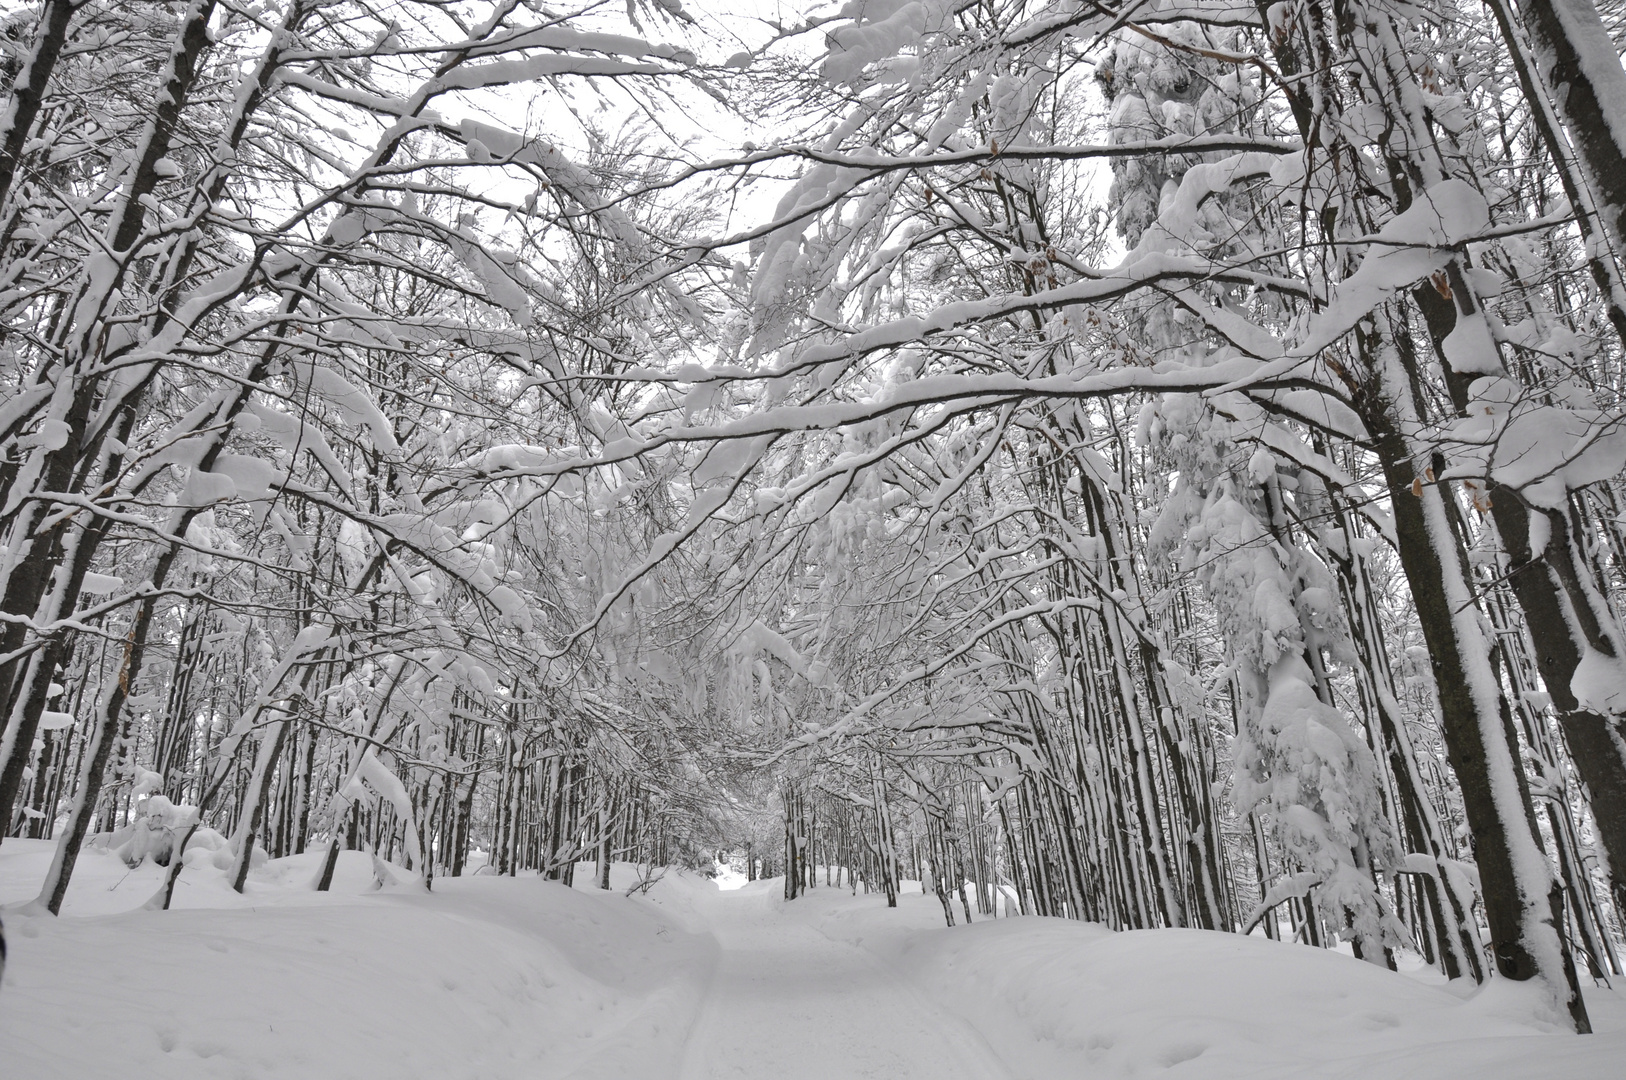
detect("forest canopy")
[1,0,1625,1036]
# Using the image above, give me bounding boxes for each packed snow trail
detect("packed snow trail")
[675,882,1011,1080]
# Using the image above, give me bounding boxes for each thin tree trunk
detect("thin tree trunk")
[144,822,200,912]
[229,715,291,893]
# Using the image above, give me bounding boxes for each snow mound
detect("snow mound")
[795,885,1622,1079]
[0,844,714,1080]
[891,911,1623,1079]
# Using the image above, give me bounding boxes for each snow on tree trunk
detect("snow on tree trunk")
[1510,0,1626,261]
[1364,320,1590,1030]
[229,715,291,893]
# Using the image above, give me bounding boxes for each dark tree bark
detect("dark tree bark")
[1507,0,1626,259]
[0,0,78,210]
[1359,319,1590,1031]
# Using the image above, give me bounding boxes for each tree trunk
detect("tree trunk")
[1491,495,1626,918]
[145,822,199,911]
[596,800,612,889]
[1361,320,1590,1031]
[33,683,125,915]
[314,832,342,892]
[1507,0,1626,261]
[229,715,292,893]
[0,0,75,210]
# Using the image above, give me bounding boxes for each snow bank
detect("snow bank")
[803,887,1625,1079]
[0,842,714,1079]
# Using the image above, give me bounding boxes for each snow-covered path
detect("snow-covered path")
[5,851,1626,1080]
[676,885,1010,1080]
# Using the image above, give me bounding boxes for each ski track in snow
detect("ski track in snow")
[676,886,1011,1080]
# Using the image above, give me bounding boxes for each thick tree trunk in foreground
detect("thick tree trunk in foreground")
[1492,495,1626,917]
[0,0,76,210]
[1509,0,1626,259]
[1362,323,1590,1031]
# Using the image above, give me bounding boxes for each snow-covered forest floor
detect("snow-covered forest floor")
[2,845,1622,1079]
